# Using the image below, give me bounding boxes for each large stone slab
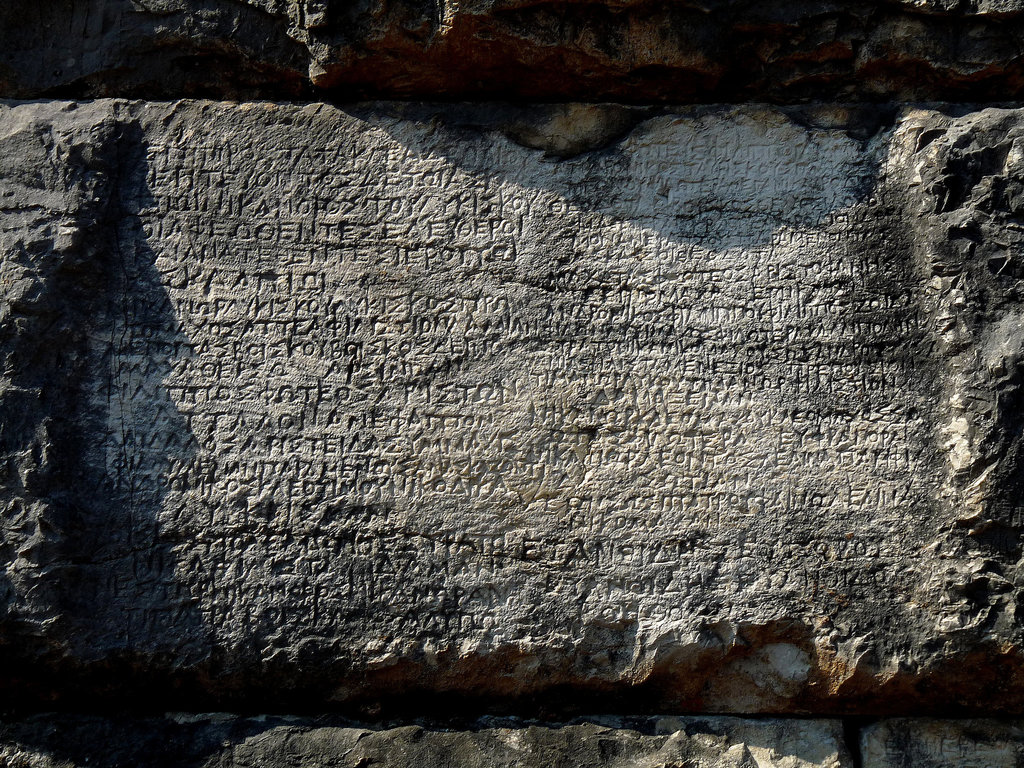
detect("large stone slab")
[4,2,1024,102]
[0,715,850,768]
[1,100,1024,713]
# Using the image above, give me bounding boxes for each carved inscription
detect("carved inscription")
[861,720,1024,768]
[98,104,943,673]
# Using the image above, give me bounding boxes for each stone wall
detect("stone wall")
[4,3,1024,766]
[8,1,1024,102]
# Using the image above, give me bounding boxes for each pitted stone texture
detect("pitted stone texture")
[862,720,1024,767]
[6,2,1024,102]
[2,100,1024,713]
[0,715,851,768]
[884,107,1024,644]
[0,100,152,679]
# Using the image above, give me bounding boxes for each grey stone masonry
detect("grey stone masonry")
[2,100,1024,713]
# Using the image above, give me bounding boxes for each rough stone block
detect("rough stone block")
[0,715,851,768]
[1,100,1024,713]
[5,2,1024,102]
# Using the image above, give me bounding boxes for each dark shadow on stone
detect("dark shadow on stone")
[0,1,310,101]
[0,104,207,709]
[0,713,291,768]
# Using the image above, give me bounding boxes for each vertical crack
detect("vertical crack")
[842,717,870,768]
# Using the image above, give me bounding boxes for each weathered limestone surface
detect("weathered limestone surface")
[19,715,1024,768]
[862,719,1024,767]
[7,1,1024,102]
[0,715,850,768]
[3,99,1024,714]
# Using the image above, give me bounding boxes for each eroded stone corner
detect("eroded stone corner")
[884,107,1024,643]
